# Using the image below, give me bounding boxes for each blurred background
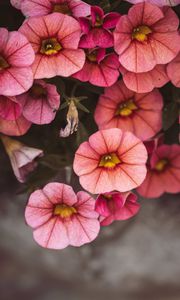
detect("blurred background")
[0,1,180,300]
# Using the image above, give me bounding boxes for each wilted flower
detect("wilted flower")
[19,13,85,79]
[95,191,140,226]
[0,28,34,96]
[73,128,147,194]
[25,182,100,249]
[60,99,79,137]
[94,80,163,141]
[114,4,180,73]
[0,135,43,182]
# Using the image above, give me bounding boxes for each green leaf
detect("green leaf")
[163,102,179,131]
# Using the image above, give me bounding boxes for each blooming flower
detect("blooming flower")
[17,80,60,125]
[114,4,180,73]
[167,52,180,88]
[119,64,169,93]
[0,115,31,136]
[94,80,163,141]
[19,13,85,79]
[95,191,140,226]
[79,5,121,49]
[25,182,100,249]
[0,28,34,96]
[0,135,43,182]
[125,0,180,6]
[73,48,120,87]
[137,144,180,198]
[21,0,90,18]
[10,0,24,9]
[0,95,22,121]
[73,128,147,194]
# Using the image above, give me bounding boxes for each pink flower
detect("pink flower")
[17,80,60,125]
[0,135,43,182]
[0,28,34,96]
[0,115,31,136]
[95,191,140,226]
[79,6,121,49]
[125,0,180,7]
[119,64,169,93]
[10,0,24,9]
[0,95,22,121]
[137,144,180,198]
[73,48,120,87]
[94,80,163,141]
[167,52,180,88]
[114,4,180,73]
[21,0,90,18]
[73,128,147,194]
[25,182,100,249]
[144,133,164,155]
[19,13,85,79]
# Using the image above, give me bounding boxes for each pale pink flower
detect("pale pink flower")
[94,80,163,141]
[167,52,180,88]
[0,135,43,182]
[19,13,85,79]
[0,115,31,136]
[125,0,180,6]
[95,191,140,226]
[73,48,120,87]
[137,144,180,198]
[17,80,60,125]
[0,95,22,121]
[73,128,147,194]
[119,64,169,93]
[25,182,100,249]
[10,0,24,9]
[0,28,35,96]
[21,0,90,18]
[114,4,180,73]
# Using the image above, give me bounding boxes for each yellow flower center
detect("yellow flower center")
[53,3,71,15]
[0,55,9,70]
[155,159,168,172]
[54,204,77,218]
[94,16,103,28]
[40,38,62,56]
[86,50,97,62]
[30,83,47,98]
[116,99,138,117]
[132,25,152,42]
[99,153,121,168]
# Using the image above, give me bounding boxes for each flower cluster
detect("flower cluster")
[0,0,179,250]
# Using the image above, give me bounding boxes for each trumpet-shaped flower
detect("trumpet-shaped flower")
[167,52,180,87]
[73,48,120,87]
[0,135,43,182]
[17,80,60,124]
[0,95,22,121]
[73,128,147,194]
[25,182,100,249]
[0,28,34,96]
[21,0,90,18]
[137,144,180,198]
[94,80,163,141]
[19,13,85,79]
[114,4,180,73]
[11,0,24,9]
[0,115,31,136]
[95,191,140,226]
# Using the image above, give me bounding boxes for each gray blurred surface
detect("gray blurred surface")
[0,175,180,300]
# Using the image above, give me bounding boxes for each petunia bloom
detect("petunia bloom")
[114,4,180,73]
[0,95,22,121]
[73,48,120,87]
[21,0,90,18]
[0,115,31,136]
[0,28,34,96]
[10,0,24,9]
[119,64,169,93]
[94,80,163,141]
[125,0,180,7]
[95,191,140,226]
[137,144,180,198]
[25,182,100,249]
[19,13,85,79]
[79,6,121,49]
[0,135,43,182]
[167,52,180,88]
[73,128,147,194]
[17,80,60,125]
